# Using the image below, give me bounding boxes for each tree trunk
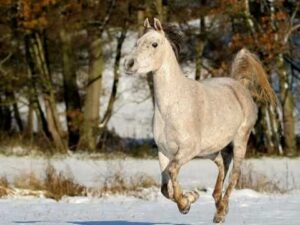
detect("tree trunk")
[262,106,275,154]
[6,91,23,132]
[25,37,50,138]
[78,34,103,151]
[60,28,81,150]
[0,97,12,131]
[77,0,116,151]
[26,32,67,153]
[267,106,283,155]
[195,16,206,81]
[267,0,297,156]
[25,99,34,138]
[155,0,167,21]
[277,54,297,156]
[137,6,145,36]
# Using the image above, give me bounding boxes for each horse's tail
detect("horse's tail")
[230,48,277,106]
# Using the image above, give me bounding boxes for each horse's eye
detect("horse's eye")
[152,42,158,48]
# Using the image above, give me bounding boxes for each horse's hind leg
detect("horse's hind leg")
[213,131,249,223]
[212,153,225,209]
[212,147,232,209]
[168,152,199,214]
[221,145,233,178]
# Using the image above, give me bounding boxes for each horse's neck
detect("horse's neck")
[153,47,184,112]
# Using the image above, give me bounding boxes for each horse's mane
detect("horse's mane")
[144,23,184,60]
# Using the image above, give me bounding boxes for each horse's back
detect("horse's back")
[201,77,256,114]
[202,77,257,120]
[195,77,257,153]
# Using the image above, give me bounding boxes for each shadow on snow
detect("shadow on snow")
[14,221,189,225]
[68,221,189,225]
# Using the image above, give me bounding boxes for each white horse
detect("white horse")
[124,18,276,223]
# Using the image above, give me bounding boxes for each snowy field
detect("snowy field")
[1,190,300,225]
[0,156,300,225]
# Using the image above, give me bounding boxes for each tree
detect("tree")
[227,0,299,155]
[18,0,68,153]
[77,0,116,151]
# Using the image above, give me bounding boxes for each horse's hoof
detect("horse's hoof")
[177,197,191,215]
[179,203,191,215]
[213,213,225,224]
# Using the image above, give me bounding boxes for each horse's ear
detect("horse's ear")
[153,18,163,31]
[144,18,151,29]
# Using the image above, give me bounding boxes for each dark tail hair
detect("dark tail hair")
[231,48,277,106]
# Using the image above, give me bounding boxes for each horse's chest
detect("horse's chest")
[153,110,179,155]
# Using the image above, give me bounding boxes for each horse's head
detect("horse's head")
[124,18,168,75]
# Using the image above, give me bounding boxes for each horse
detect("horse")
[124,18,276,223]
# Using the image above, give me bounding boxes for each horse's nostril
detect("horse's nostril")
[128,59,134,68]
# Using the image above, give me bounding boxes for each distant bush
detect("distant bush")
[0,131,159,158]
[0,132,55,156]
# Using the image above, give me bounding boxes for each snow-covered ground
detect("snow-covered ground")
[1,156,300,225]
[1,190,300,225]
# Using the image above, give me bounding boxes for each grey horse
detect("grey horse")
[124,18,276,223]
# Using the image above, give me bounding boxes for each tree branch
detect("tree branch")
[284,24,300,44]
[0,52,12,66]
[100,24,127,128]
[99,0,116,35]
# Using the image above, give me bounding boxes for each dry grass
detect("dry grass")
[100,171,158,196]
[44,165,87,200]
[0,176,10,197]
[0,164,158,200]
[237,163,285,193]
[14,172,44,191]
[2,165,86,200]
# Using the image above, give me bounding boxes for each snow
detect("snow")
[1,191,300,225]
[0,156,300,225]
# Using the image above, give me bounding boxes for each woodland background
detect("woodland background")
[0,0,299,157]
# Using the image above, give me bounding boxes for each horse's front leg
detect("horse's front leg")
[158,151,174,200]
[168,151,199,214]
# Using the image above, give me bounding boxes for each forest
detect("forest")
[0,0,299,157]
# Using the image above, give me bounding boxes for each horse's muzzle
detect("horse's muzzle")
[124,57,136,74]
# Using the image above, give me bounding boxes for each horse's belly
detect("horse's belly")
[198,106,243,155]
[198,131,234,156]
